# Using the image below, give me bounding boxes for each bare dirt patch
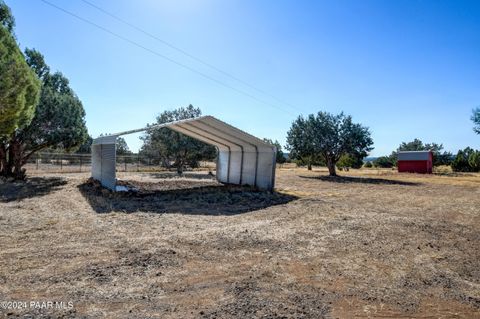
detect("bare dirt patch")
[0,169,479,318]
[78,175,297,215]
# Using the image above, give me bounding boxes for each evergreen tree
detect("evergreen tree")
[1,49,87,178]
[286,111,373,176]
[140,105,216,173]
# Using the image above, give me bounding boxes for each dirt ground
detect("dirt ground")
[0,168,479,318]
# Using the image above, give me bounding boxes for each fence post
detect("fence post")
[124,156,127,172]
[60,155,63,170]
[36,154,39,170]
[137,154,140,172]
[80,156,82,172]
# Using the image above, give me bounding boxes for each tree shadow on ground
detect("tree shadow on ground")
[0,177,68,202]
[299,175,421,186]
[78,178,298,216]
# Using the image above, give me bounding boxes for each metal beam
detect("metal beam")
[91,115,277,190]
[185,122,246,185]
[196,119,262,187]
[173,124,234,183]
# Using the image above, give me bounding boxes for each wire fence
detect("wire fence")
[24,152,216,174]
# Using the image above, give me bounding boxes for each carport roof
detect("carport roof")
[92,115,275,151]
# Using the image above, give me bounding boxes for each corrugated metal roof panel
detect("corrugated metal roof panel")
[93,116,274,150]
[397,151,432,161]
[91,115,276,190]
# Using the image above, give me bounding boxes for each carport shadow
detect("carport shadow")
[78,179,298,215]
[299,175,421,186]
[0,177,68,202]
[148,172,215,180]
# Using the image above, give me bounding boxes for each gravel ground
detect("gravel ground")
[0,168,479,318]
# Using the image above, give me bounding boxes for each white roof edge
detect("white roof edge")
[93,115,275,149]
[200,116,274,148]
[94,116,211,139]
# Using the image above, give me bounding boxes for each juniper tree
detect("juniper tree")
[0,5,41,176]
[140,105,216,174]
[1,49,87,178]
[472,107,480,134]
[286,111,373,176]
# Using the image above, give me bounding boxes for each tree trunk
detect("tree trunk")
[176,162,184,175]
[0,143,7,176]
[1,136,48,179]
[327,158,337,176]
[162,158,170,169]
[10,139,26,180]
[175,156,184,175]
[176,149,188,175]
[307,162,312,170]
[1,141,15,177]
[0,137,28,180]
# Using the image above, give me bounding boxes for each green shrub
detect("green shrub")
[468,151,480,172]
[373,156,394,168]
[451,148,476,172]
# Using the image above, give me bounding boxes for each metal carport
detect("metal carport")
[91,116,277,190]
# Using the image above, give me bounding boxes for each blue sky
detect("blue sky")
[7,0,480,155]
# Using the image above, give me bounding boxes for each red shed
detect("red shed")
[397,151,433,174]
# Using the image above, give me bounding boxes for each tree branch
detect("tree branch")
[23,143,50,161]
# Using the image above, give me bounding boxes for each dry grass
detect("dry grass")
[0,168,479,318]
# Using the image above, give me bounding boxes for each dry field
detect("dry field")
[0,168,479,318]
